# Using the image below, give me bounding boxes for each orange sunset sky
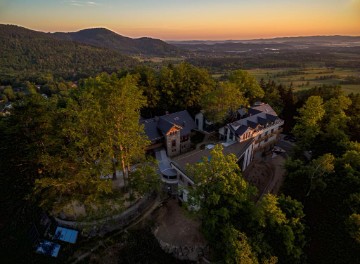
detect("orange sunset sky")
[0,0,359,40]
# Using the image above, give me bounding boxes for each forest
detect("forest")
[0,25,138,84]
[1,61,359,263]
[0,24,359,264]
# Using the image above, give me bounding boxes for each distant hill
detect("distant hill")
[53,28,180,56]
[169,35,360,45]
[0,24,138,82]
[252,35,360,44]
[170,35,360,55]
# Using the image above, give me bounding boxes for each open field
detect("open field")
[135,56,185,63]
[248,67,360,94]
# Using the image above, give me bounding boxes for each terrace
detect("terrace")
[171,139,254,183]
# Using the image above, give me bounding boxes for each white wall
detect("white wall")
[242,143,254,171]
[195,112,204,131]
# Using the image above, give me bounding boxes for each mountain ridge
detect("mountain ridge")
[0,24,138,82]
[52,27,180,56]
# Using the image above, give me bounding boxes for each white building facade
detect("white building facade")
[218,102,284,153]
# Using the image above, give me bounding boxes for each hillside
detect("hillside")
[53,28,180,56]
[0,24,138,83]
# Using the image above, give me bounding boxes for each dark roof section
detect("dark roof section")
[257,117,268,125]
[252,103,277,116]
[141,118,162,141]
[157,118,176,135]
[248,108,262,116]
[160,110,196,137]
[247,120,258,129]
[266,114,278,122]
[228,103,283,135]
[141,110,196,141]
[235,125,249,136]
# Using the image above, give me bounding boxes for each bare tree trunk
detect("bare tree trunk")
[119,145,128,190]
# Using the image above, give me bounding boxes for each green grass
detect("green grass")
[136,56,185,63]
[248,67,360,94]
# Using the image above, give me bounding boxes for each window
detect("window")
[172,140,176,147]
[181,135,189,142]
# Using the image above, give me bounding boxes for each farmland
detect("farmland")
[248,67,360,93]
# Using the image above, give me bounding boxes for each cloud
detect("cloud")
[64,0,101,7]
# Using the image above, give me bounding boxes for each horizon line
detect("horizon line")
[2,23,360,42]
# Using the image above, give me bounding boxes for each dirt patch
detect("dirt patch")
[154,199,206,247]
[243,159,273,195]
[243,154,286,197]
[58,200,86,219]
[269,155,286,194]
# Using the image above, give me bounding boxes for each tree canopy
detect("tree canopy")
[187,145,306,263]
[200,81,247,124]
[1,73,159,216]
[227,70,265,103]
[283,92,360,263]
[292,96,325,151]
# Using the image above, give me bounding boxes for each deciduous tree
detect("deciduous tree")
[200,81,247,124]
[227,70,265,103]
[292,96,325,151]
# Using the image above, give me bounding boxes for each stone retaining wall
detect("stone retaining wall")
[153,226,209,262]
[54,193,157,237]
[157,239,209,261]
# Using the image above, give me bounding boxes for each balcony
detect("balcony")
[254,132,279,144]
[161,172,178,184]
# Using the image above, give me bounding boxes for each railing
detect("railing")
[254,132,279,144]
[161,176,178,184]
